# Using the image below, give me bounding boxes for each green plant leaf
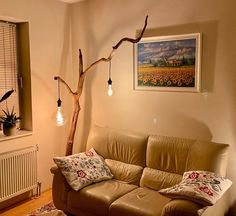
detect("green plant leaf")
[2,109,8,116]
[0,90,14,103]
[11,106,15,115]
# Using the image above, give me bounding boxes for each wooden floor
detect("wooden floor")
[0,189,52,216]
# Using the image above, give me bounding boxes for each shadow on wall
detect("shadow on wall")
[57,4,72,155]
[75,12,218,152]
[59,4,71,80]
[141,20,219,93]
[226,115,236,216]
[223,15,236,215]
[142,111,213,142]
[78,2,157,151]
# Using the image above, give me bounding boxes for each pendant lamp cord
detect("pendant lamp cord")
[109,60,112,79]
[108,60,112,85]
[57,79,62,107]
[58,79,60,99]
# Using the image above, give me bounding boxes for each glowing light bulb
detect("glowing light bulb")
[107,84,113,96]
[107,78,113,96]
[54,98,67,126]
[56,107,66,126]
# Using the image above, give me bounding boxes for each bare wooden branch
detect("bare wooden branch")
[65,98,80,156]
[54,76,74,95]
[54,16,148,155]
[83,57,109,74]
[76,73,86,96]
[79,49,83,77]
[113,15,148,49]
[83,16,148,75]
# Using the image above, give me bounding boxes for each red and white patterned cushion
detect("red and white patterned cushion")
[53,148,113,191]
[159,171,232,206]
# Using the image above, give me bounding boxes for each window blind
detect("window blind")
[0,21,19,117]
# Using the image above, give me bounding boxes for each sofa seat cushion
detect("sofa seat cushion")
[109,187,170,216]
[67,179,137,216]
[161,199,204,216]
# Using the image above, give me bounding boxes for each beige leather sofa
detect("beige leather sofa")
[51,125,230,216]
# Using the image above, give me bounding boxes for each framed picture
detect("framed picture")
[134,33,201,92]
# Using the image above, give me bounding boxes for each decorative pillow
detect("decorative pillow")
[159,171,232,206]
[53,148,113,191]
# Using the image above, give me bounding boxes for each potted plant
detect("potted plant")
[0,107,20,136]
[0,90,20,136]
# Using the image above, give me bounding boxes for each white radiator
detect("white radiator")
[0,145,39,202]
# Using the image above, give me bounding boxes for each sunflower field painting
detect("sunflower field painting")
[134,33,201,92]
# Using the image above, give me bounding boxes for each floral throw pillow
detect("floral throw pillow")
[159,171,232,206]
[53,148,113,191]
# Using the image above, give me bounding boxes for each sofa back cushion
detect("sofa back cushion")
[146,135,195,175]
[147,135,229,176]
[105,159,143,185]
[142,135,229,190]
[187,140,229,176]
[86,125,148,167]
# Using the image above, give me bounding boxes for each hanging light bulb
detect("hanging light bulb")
[107,78,113,96]
[56,98,66,126]
[55,79,67,126]
[107,60,113,96]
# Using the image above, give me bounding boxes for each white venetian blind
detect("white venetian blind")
[0,21,19,116]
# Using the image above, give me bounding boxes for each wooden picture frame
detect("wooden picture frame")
[134,33,201,92]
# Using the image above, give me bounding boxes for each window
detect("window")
[0,21,19,117]
[0,20,32,136]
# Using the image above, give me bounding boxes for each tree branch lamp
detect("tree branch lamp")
[54,15,148,156]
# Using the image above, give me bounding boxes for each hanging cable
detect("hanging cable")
[107,59,113,96]
[57,79,62,107]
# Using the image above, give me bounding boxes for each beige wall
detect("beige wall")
[0,0,236,214]
[70,0,236,213]
[0,0,70,191]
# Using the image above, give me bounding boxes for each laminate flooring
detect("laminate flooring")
[0,189,52,216]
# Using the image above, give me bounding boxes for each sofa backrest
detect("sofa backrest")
[86,125,148,166]
[86,126,229,189]
[140,135,229,190]
[86,125,148,185]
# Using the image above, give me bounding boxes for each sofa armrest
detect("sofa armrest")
[50,166,71,211]
[161,199,204,216]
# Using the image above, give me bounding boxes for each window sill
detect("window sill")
[0,130,33,142]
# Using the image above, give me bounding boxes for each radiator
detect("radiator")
[0,145,39,202]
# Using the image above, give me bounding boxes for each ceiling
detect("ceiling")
[59,0,85,3]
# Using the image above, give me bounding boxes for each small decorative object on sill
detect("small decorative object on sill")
[0,108,20,136]
[0,89,19,136]
[3,124,17,136]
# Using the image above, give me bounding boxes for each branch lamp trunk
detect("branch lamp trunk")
[55,16,148,156]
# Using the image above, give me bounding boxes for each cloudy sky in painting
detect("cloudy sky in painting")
[138,38,196,63]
